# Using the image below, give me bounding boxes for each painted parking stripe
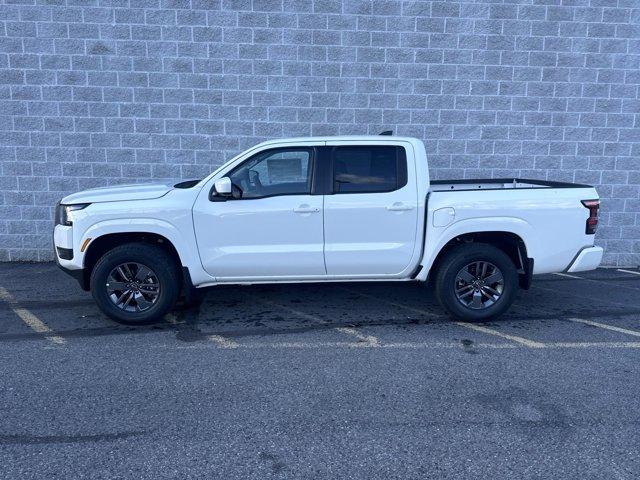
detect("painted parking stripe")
[334,327,379,347]
[551,270,640,292]
[568,317,640,338]
[162,340,640,350]
[0,287,65,345]
[552,270,640,290]
[342,288,441,319]
[532,283,631,308]
[344,287,545,348]
[207,340,514,349]
[618,269,640,277]
[454,322,546,348]
[165,300,234,347]
[547,342,640,348]
[246,294,381,345]
[553,272,582,279]
[208,335,240,348]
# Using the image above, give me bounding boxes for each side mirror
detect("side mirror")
[213,177,232,196]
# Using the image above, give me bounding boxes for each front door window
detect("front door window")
[229,149,312,199]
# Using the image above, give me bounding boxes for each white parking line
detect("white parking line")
[160,340,640,350]
[533,284,631,308]
[208,335,240,348]
[232,340,516,349]
[568,317,640,338]
[250,295,321,323]
[334,327,379,347]
[454,322,546,348]
[0,287,65,345]
[551,271,640,292]
[247,294,380,345]
[344,287,545,348]
[547,342,640,349]
[618,269,640,277]
[553,272,582,279]
[342,288,442,319]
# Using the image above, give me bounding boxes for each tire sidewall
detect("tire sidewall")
[436,245,518,321]
[90,244,179,324]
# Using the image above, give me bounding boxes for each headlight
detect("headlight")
[55,203,90,226]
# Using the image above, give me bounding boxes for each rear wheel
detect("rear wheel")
[434,243,518,321]
[90,243,180,325]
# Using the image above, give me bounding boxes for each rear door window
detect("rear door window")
[332,146,407,194]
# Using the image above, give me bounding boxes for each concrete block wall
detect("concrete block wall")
[0,0,639,265]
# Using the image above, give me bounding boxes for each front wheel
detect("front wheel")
[434,243,518,322]
[90,243,180,325]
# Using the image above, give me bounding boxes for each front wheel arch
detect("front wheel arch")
[81,232,183,291]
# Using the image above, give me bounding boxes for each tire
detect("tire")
[90,243,180,325]
[434,243,518,322]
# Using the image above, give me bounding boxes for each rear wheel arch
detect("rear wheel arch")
[429,231,531,281]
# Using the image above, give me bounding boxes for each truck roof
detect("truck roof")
[253,135,423,148]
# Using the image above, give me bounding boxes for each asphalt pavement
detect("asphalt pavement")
[1,263,639,479]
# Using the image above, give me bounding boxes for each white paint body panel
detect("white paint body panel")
[54,225,72,249]
[418,185,599,277]
[567,246,604,273]
[52,135,601,287]
[193,194,325,279]
[323,139,420,277]
[61,183,173,204]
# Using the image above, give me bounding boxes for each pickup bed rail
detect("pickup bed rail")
[430,178,593,192]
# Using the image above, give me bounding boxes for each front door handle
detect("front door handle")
[386,202,414,212]
[293,204,320,214]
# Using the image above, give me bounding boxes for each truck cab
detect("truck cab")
[54,136,602,324]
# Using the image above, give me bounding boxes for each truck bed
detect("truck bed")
[430,178,592,192]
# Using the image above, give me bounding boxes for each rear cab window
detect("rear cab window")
[331,146,407,194]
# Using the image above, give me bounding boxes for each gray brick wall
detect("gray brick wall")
[1,0,639,265]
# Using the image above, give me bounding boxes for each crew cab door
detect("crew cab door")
[323,142,419,276]
[192,146,325,280]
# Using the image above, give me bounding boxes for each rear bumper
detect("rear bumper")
[567,246,603,273]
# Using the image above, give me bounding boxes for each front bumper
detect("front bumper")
[55,257,88,290]
[567,246,603,273]
[53,224,89,290]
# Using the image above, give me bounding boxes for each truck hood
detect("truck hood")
[61,183,173,204]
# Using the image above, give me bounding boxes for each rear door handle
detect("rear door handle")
[293,204,320,214]
[386,202,414,212]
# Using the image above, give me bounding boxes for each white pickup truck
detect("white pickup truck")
[54,135,603,325]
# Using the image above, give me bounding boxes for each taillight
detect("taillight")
[581,199,599,234]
